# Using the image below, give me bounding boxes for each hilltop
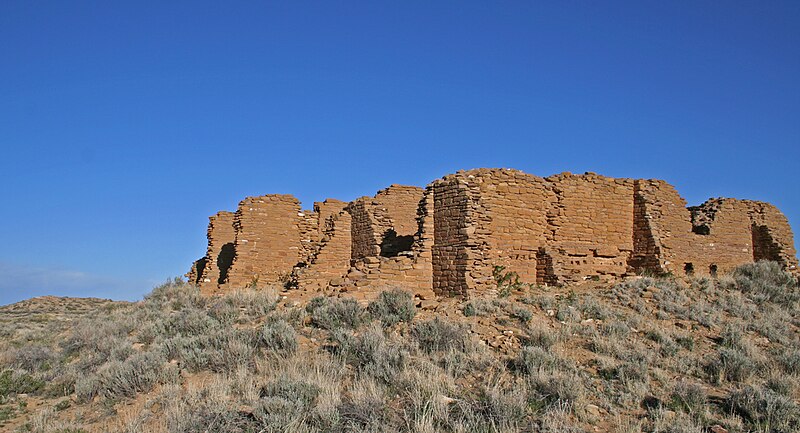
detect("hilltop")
[1,261,799,432]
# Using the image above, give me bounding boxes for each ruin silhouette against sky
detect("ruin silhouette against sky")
[1,2,798,304]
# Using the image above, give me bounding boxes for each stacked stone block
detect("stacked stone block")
[746,201,798,269]
[314,199,347,237]
[297,211,353,290]
[187,211,237,295]
[546,173,634,281]
[224,195,305,287]
[348,185,423,260]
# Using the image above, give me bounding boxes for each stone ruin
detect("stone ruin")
[187,169,798,299]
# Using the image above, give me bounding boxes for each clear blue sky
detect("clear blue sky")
[1,1,798,305]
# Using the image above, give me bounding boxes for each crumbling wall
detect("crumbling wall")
[348,185,423,260]
[430,169,635,296]
[630,180,689,273]
[342,185,431,299]
[185,211,237,295]
[298,209,320,262]
[190,168,798,298]
[186,258,206,286]
[224,195,304,287]
[314,199,347,237]
[630,184,778,277]
[744,201,798,270]
[297,211,353,291]
[348,199,379,260]
[198,211,237,293]
[687,198,754,275]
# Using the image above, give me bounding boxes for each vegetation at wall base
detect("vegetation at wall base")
[0,260,798,432]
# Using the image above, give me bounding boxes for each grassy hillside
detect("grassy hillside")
[1,262,799,433]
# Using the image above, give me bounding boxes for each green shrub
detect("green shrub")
[707,348,757,383]
[765,374,795,397]
[76,351,171,401]
[524,323,558,349]
[675,335,695,351]
[600,320,630,338]
[514,346,567,374]
[719,323,746,351]
[464,382,529,428]
[579,297,612,320]
[493,265,524,297]
[669,382,707,417]
[527,369,584,409]
[158,308,220,337]
[308,297,365,330]
[556,306,581,322]
[412,317,470,353]
[217,289,278,320]
[60,315,135,361]
[599,361,648,386]
[159,328,256,372]
[332,325,407,382]
[367,289,416,326]
[2,345,57,372]
[0,369,45,396]
[260,319,298,354]
[511,306,533,323]
[726,385,799,432]
[780,348,800,374]
[463,299,498,317]
[144,278,205,309]
[255,377,321,429]
[733,261,799,306]
[337,377,389,430]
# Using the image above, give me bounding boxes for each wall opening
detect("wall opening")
[193,258,207,284]
[683,262,694,276]
[217,242,236,284]
[752,224,780,262]
[379,229,414,257]
[709,264,718,278]
[692,225,710,235]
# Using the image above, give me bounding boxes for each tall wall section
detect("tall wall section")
[342,185,434,299]
[430,175,471,297]
[195,211,237,294]
[296,211,353,291]
[224,195,306,287]
[546,173,634,282]
[745,201,798,268]
[348,185,423,260]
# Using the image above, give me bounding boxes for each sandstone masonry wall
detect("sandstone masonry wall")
[746,201,798,267]
[341,185,433,300]
[546,173,634,282]
[431,175,471,297]
[297,211,353,291]
[189,168,798,299]
[225,195,305,287]
[197,211,236,294]
[348,185,423,260]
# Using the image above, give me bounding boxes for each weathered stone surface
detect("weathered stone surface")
[188,211,236,295]
[224,195,307,288]
[188,168,798,298]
